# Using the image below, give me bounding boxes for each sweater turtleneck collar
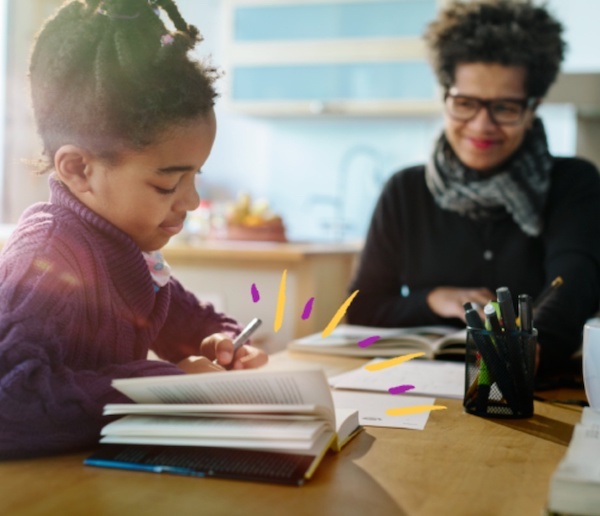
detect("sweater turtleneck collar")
[47,175,162,311]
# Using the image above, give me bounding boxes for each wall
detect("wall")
[177,0,581,243]
[550,0,600,73]
[1,0,61,222]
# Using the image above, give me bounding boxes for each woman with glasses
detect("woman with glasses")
[347,0,600,379]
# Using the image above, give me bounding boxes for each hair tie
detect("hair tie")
[160,34,174,46]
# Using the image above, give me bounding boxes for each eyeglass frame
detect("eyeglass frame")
[443,89,539,126]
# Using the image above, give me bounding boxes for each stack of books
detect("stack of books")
[546,407,600,515]
[84,368,361,486]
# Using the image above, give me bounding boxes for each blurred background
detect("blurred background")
[1,0,599,243]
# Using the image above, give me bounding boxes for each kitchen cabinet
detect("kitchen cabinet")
[222,0,445,116]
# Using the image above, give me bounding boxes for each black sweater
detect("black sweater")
[347,157,600,375]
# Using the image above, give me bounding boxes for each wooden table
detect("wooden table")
[0,352,585,516]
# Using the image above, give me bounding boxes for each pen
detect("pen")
[232,317,262,353]
[213,317,262,366]
[533,276,563,310]
[496,287,517,332]
[84,458,206,477]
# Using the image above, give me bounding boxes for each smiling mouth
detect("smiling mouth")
[160,220,185,235]
[468,137,497,150]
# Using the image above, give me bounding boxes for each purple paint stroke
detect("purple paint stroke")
[357,335,380,348]
[250,283,260,303]
[388,385,415,395]
[301,297,315,320]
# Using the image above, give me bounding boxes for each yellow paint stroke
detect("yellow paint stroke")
[386,405,447,416]
[365,352,426,371]
[321,290,359,338]
[274,269,287,332]
[265,272,448,419]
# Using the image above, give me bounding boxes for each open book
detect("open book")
[288,324,467,359]
[546,407,600,514]
[84,368,360,486]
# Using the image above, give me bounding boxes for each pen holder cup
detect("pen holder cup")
[463,328,537,418]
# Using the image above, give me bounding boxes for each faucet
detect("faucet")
[305,145,385,241]
[334,144,386,239]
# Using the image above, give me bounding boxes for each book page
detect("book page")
[112,369,334,420]
[328,358,465,399]
[100,433,326,451]
[564,423,600,465]
[434,329,468,353]
[581,406,600,425]
[288,324,463,358]
[103,403,327,419]
[101,415,327,440]
[291,324,458,346]
[548,413,600,514]
[332,390,436,430]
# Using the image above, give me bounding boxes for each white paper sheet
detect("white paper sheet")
[332,390,437,430]
[328,358,465,400]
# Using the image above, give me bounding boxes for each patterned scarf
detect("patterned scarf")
[142,250,171,291]
[424,118,553,236]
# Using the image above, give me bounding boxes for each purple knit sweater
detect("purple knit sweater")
[0,177,241,459]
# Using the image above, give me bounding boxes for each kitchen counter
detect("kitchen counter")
[163,239,361,262]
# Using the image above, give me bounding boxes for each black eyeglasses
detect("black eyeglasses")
[444,91,538,126]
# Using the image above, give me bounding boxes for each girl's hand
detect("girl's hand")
[426,287,495,321]
[228,344,269,370]
[200,332,269,370]
[176,355,224,374]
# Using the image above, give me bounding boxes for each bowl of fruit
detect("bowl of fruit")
[215,193,287,242]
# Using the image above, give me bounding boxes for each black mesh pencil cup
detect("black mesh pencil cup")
[464,328,537,418]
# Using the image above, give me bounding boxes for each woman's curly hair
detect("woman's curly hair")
[423,0,565,98]
[29,0,219,171]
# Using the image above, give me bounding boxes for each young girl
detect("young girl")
[0,0,267,459]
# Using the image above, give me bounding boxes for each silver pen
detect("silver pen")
[212,318,262,366]
[232,317,262,353]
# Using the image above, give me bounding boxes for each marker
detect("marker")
[468,322,520,413]
[496,287,517,331]
[476,355,492,414]
[465,308,484,329]
[484,303,502,334]
[518,294,533,332]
